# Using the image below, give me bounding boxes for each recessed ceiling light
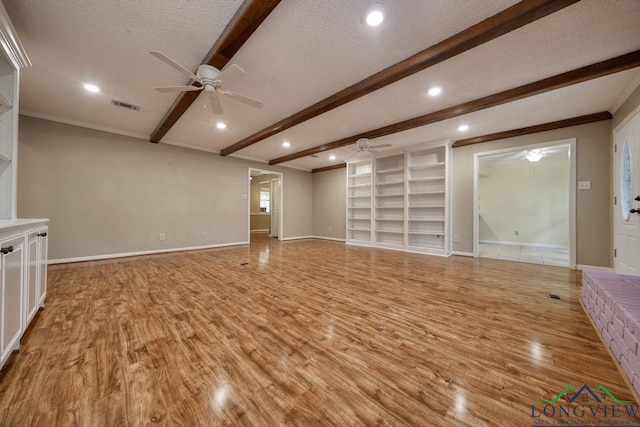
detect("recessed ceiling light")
[83,83,100,93]
[282,141,291,148]
[216,122,226,129]
[458,124,469,132]
[428,86,442,97]
[329,155,336,161]
[364,4,386,27]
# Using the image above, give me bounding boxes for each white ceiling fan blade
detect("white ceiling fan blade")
[150,50,200,82]
[216,64,246,84]
[369,149,381,155]
[370,143,392,149]
[155,85,202,93]
[207,91,223,115]
[221,90,264,109]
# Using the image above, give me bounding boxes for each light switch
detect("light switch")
[241,193,248,199]
[578,181,591,190]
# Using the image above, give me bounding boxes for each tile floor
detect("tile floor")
[478,243,569,267]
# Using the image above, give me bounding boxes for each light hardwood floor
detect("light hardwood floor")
[0,233,635,426]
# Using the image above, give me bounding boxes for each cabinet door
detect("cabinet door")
[1,236,23,362]
[37,228,48,306]
[25,232,38,324]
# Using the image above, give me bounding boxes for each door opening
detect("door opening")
[473,139,576,268]
[248,168,283,243]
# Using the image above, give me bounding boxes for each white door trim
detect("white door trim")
[473,138,577,268]
[247,168,284,242]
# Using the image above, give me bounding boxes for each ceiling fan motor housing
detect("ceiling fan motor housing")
[357,137,370,150]
[197,64,222,91]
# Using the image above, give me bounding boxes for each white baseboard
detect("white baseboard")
[480,239,568,249]
[284,236,346,242]
[48,241,249,265]
[452,251,474,257]
[311,235,346,242]
[576,264,614,272]
[250,229,269,232]
[280,235,315,241]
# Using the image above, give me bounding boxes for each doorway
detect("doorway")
[613,108,640,275]
[473,139,577,267]
[248,168,283,242]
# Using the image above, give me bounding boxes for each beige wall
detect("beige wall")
[478,155,570,246]
[250,215,270,231]
[613,83,640,130]
[312,168,346,239]
[452,120,612,267]
[17,116,312,260]
[250,173,278,231]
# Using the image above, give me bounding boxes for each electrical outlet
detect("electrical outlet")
[515,230,519,236]
[201,231,206,238]
[159,233,165,241]
[453,235,459,243]
[328,226,332,232]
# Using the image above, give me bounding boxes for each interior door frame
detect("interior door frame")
[247,168,284,242]
[472,138,577,268]
[270,177,281,238]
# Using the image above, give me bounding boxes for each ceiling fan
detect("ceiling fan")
[150,51,264,115]
[347,138,392,159]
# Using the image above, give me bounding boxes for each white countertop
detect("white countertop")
[0,219,48,233]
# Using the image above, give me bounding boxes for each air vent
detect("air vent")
[310,154,319,158]
[111,99,140,111]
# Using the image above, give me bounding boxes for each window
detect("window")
[621,141,632,221]
[260,188,270,213]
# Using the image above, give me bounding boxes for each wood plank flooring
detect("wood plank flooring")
[0,233,636,426]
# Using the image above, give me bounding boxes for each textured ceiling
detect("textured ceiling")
[4,0,640,171]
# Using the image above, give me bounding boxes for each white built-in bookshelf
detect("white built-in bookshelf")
[345,140,450,256]
[347,160,373,242]
[407,146,447,251]
[375,154,405,247]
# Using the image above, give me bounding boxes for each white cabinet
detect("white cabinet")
[0,2,43,372]
[345,140,451,256]
[25,231,38,324]
[37,228,48,306]
[0,220,48,369]
[25,227,46,325]
[1,234,23,363]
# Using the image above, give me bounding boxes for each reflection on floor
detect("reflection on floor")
[479,243,569,266]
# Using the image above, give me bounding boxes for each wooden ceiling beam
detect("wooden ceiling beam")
[452,111,612,148]
[311,163,346,173]
[269,50,640,165]
[150,0,280,144]
[220,0,580,156]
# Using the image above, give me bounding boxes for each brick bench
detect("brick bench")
[582,270,640,394]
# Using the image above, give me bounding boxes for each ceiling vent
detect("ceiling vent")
[310,154,319,158]
[111,99,140,111]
